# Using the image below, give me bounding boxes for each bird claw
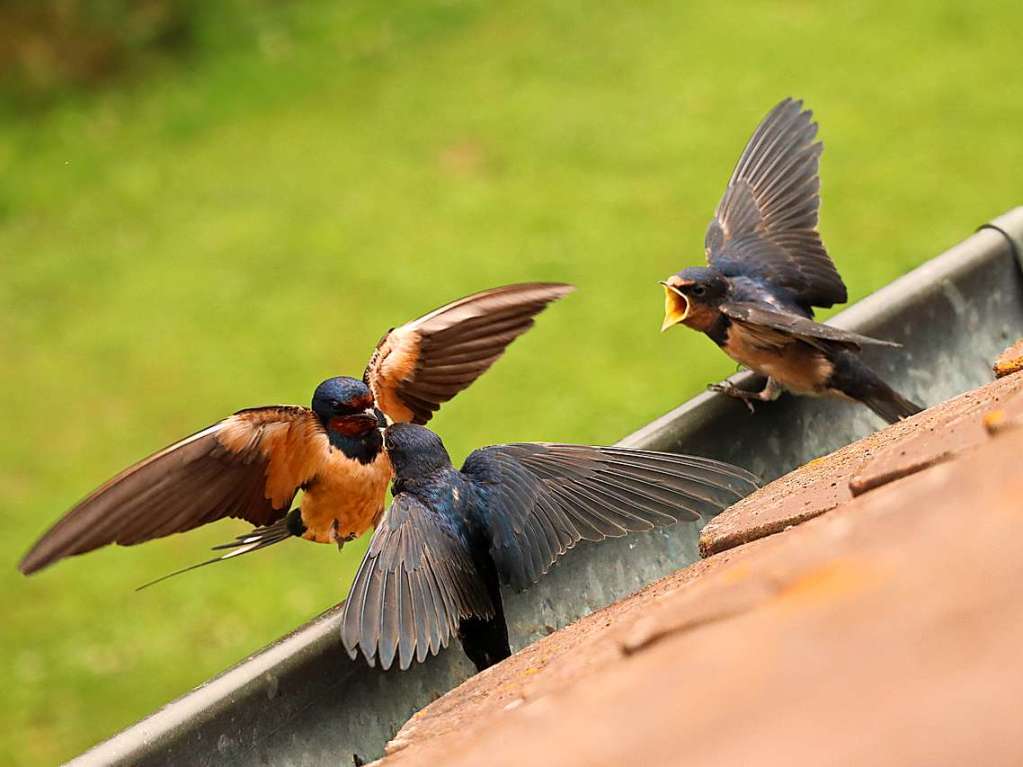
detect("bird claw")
[330,519,358,551]
[707,382,758,414]
[334,530,358,552]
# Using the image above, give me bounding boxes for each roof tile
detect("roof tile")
[374,372,1023,767]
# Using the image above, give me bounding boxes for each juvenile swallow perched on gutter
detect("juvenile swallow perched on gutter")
[660,98,922,424]
[341,423,759,672]
[19,283,573,578]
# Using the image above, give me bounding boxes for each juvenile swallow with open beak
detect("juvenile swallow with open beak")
[660,98,922,424]
[341,423,760,672]
[19,283,573,579]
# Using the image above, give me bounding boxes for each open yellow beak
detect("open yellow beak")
[660,281,690,332]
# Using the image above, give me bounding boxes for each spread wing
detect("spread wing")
[705,98,847,311]
[341,494,494,671]
[364,282,574,425]
[720,301,900,353]
[461,444,760,591]
[19,407,329,575]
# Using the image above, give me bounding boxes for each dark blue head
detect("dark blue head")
[384,424,453,481]
[311,378,386,461]
[675,266,728,288]
[660,266,730,332]
[312,377,374,421]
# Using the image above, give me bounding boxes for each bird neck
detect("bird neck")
[392,468,463,507]
[325,427,383,465]
[704,311,732,346]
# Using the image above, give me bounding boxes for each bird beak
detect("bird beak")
[659,281,690,332]
[372,408,388,429]
[331,409,383,436]
[357,408,384,430]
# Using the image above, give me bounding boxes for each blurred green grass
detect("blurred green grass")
[2,1,1021,763]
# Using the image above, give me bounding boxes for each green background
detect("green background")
[2,1,1020,763]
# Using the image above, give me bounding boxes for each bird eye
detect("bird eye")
[330,400,341,409]
[692,285,707,297]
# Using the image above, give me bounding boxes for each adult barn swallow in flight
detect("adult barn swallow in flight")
[19,283,573,577]
[660,98,922,424]
[341,423,759,672]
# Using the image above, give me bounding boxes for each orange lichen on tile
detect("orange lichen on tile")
[993,338,1023,378]
[773,558,882,609]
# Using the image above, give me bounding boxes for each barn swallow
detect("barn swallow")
[660,98,922,424]
[19,283,573,578]
[341,423,760,672]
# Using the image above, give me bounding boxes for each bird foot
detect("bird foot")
[707,382,759,413]
[330,520,358,551]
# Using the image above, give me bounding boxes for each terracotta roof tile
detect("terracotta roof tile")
[374,367,1023,767]
[699,370,1023,556]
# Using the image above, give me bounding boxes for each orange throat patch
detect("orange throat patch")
[680,301,719,334]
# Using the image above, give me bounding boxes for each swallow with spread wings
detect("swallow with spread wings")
[660,99,922,424]
[19,283,573,578]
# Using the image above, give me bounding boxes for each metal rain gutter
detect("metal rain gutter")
[68,207,1023,767]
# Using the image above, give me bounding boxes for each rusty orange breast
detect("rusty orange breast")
[300,449,393,544]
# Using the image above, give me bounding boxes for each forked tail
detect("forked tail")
[829,352,923,425]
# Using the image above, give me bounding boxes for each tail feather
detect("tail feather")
[458,551,511,672]
[857,386,924,425]
[829,352,923,425]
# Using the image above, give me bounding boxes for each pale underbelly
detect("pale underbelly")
[723,342,834,396]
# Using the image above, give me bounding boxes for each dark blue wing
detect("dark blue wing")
[706,98,847,312]
[720,301,900,353]
[461,445,760,591]
[340,493,494,671]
